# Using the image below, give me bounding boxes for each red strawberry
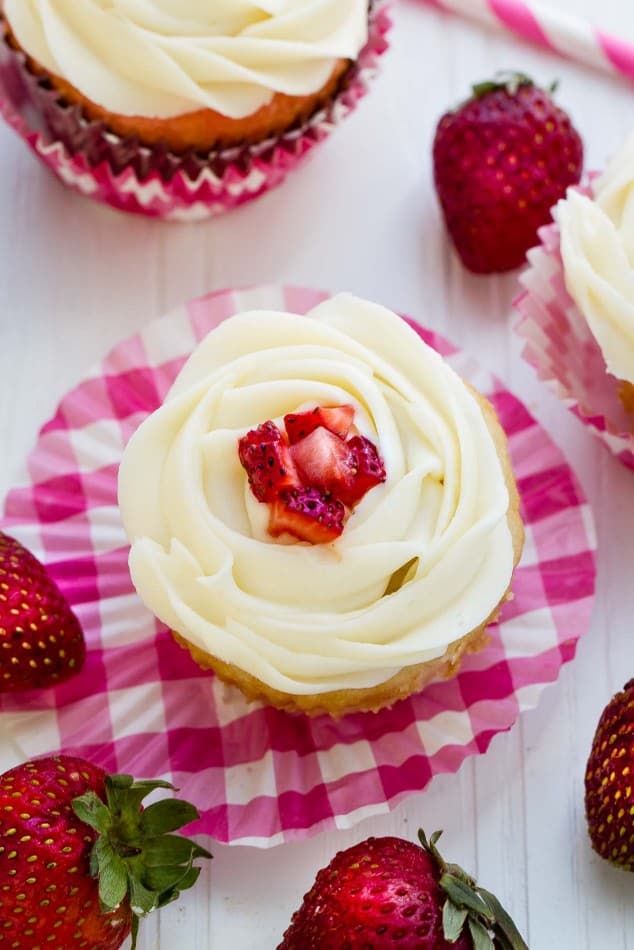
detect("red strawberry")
[285,405,355,444]
[269,488,345,544]
[291,427,356,496]
[585,679,634,871]
[0,754,211,950]
[279,830,527,949]
[0,531,85,692]
[433,72,583,273]
[238,421,302,502]
[340,435,387,507]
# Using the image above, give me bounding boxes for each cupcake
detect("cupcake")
[0,2,389,219]
[515,134,634,469]
[558,138,634,414]
[118,294,524,717]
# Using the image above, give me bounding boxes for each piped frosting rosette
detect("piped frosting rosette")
[558,136,634,386]
[119,294,519,702]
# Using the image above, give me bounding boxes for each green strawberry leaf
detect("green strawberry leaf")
[140,799,200,836]
[143,863,196,893]
[93,838,128,912]
[106,774,135,791]
[444,861,476,887]
[418,829,447,873]
[478,888,529,950]
[128,871,160,917]
[72,790,112,834]
[143,834,211,866]
[442,899,468,941]
[472,80,500,98]
[469,917,496,950]
[440,873,494,920]
[107,775,176,792]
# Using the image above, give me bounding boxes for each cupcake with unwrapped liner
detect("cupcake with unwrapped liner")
[0,1,390,221]
[515,135,634,470]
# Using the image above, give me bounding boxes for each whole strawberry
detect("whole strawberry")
[278,830,527,949]
[585,679,634,871]
[0,531,85,691]
[433,72,583,273]
[0,754,212,949]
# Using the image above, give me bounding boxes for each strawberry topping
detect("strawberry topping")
[291,427,356,497]
[237,407,386,545]
[269,489,345,544]
[238,421,302,502]
[284,405,355,444]
[340,436,387,507]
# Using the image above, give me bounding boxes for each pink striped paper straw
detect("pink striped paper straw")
[423,0,634,84]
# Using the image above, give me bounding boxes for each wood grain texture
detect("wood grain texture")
[0,1,632,947]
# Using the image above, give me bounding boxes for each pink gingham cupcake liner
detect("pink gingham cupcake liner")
[0,285,596,847]
[514,182,634,471]
[0,4,391,222]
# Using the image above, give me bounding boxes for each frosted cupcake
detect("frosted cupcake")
[119,294,524,717]
[0,2,389,218]
[516,134,634,469]
[559,137,634,413]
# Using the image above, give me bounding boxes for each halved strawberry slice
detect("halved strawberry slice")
[238,421,303,503]
[284,405,355,444]
[339,436,387,507]
[269,489,345,544]
[290,427,356,497]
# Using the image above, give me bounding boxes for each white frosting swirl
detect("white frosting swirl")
[118,294,515,695]
[4,0,368,119]
[559,134,634,385]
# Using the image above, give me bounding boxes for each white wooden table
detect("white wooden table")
[1,1,633,947]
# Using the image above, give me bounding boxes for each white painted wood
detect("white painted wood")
[0,1,633,947]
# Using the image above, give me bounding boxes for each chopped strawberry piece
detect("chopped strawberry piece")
[269,489,345,544]
[238,421,302,502]
[290,427,356,496]
[340,436,387,507]
[284,405,355,444]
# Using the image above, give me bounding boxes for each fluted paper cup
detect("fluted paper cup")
[0,284,596,846]
[0,3,391,222]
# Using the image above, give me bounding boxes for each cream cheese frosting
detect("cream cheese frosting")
[4,0,368,119]
[118,294,516,695]
[559,134,634,385]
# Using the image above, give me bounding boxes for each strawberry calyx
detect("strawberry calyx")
[470,71,559,102]
[72,774,212,950]
[419,830,528,950]
[471,70,533,99]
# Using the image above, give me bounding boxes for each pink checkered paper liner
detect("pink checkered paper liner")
[0,4,390,223]
[514,181,634,472]
[0,285,596,848]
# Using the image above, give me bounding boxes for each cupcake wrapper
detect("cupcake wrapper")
[0,3,391,221]
[514,184,634,471]
[0,285,596,847]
